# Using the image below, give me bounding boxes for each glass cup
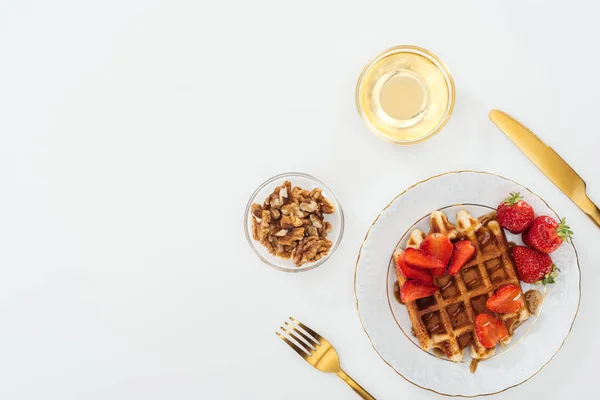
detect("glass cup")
[356,45,455,145]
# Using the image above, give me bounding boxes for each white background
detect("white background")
[0,1,598,399]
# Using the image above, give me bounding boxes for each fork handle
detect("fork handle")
[336,370,376,400]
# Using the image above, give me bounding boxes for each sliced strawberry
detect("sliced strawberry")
[431,266,445,277]
[486,284,524,313]
[420,233,453,266]
[400,280,438,303]
[447,241,476,275]
[395,252,434,284]
[403,248,444,270]
[475,314,508,349]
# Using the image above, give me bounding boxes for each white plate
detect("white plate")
[354,171,580,397]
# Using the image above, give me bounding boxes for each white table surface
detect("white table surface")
[1,1,598,399]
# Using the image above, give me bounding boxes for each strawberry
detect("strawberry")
[496,192,535,234]
[486,284,524,313]
[421,233,453,266]
[522,216,573,253]
[475,313,508,349]
[395,252,434,284]
[511,245,559,284]
[447,240,476,275]
[420,233,452,276]
[400,280,438,302]
[403,248,444,270]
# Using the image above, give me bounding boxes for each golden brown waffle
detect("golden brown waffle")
[394,210,530,362]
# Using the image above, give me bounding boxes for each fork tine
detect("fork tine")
[276,331,310,359]
[284,321,318,348]
[289,317,323,343]
[282,324,317,350]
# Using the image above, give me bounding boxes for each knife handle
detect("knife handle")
[590,205,600,228]
[582,196,600,228]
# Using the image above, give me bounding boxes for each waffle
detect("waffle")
[394,210,530,361]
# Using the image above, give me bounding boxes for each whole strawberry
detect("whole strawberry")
[496,192,534,233]
[522,216,573,253]
[511,245,559,284]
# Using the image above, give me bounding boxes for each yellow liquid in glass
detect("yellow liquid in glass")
[357,48,452,143]
[379,74,426,120]
[374,70,429,128]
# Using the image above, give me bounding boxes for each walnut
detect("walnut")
[310,188,322,201]
[291,187,302,203]
[281,215,303,229]
[262,238,276,255]
[282,180,292,192]
[279,186,288,200]
[251,217,259,240]
[257,225,269,242]
[268,224,278,235]
[260,210,271,227]
[278,228,304,246]
[271,209,281,220]
[281,203,305,218]
[280,204,291,216]
[320,197,336,214]
[250,181,336,267]
[256,210,271,242]
[300,201,318,212]
[291,237,332,266]
[280,203,295,216]
[276,244,292,259]
[251,203,263,220]
[270,195,283,209]
[309,214,322,228]
[277,249,292,259]
[319,221,333,238]
[306,225,318,237]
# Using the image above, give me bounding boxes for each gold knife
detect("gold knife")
[489,109,600,227]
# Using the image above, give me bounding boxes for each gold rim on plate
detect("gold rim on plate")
[353,170,581,397]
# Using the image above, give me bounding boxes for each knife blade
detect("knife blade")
[489,109,600,228]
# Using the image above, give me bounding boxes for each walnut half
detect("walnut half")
[291,237,333,266]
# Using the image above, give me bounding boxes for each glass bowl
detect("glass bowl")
[244,172,344,272]
[356,45,455,145]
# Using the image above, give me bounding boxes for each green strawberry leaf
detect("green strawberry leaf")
[557,218,573,242]
[535,265,559,285]
[503,192,522,205]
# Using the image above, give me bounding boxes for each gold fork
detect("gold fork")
[276,317,376,400]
